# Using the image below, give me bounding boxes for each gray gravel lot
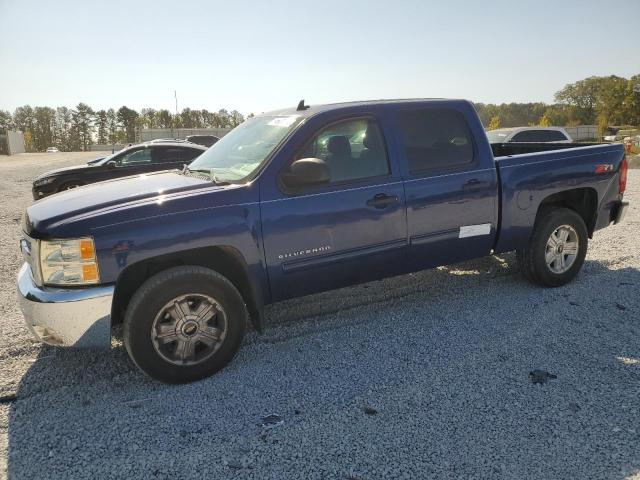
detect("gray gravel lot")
[1,153,639,479]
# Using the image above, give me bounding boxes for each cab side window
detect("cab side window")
[298,118,390,183]
[397,108,474,173]
[119,148,152,166]
[153,148,184,163]
[180,148,203,162]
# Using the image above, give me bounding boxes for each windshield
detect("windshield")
[188,115,302,182]
[91,154,114,165]
[485,129,512,143]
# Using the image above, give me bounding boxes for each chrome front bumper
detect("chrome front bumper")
[17,263,114,348]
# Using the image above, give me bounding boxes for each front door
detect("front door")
[113,147,156,177]
[260,116,408,301]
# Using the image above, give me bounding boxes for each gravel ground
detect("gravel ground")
[0,153,639,480]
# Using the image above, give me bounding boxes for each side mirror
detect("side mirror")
[106,160,117,168]
[280,158,330,190]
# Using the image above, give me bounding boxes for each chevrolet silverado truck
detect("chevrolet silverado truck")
[17,99,629,383]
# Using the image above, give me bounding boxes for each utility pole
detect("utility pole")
[173,90,178,139]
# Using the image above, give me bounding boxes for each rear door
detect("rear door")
[152,147,202,171]
[394,106,499,270]
[260,115,408,301]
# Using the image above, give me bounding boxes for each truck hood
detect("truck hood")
[35,163,96,180]
[25,171,220,237]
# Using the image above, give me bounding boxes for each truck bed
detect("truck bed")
[490,141,601,158]
[492,142,626,254]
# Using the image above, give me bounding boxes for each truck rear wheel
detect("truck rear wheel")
[123,266,247,383]
[516,207,588,287]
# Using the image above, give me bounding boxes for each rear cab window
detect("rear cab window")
[396,108,475,175]
[511,130,568,142]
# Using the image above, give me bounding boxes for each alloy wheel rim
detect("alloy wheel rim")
[150,293,227,366]
[545,224,579,274]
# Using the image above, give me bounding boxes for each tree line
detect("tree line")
[475,73,639,132]
[0,105,248,152]
[1,73,638,152]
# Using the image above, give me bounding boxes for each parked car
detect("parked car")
[45,147,59,153]
[603,129,639,142]
[31,141,207,199]
[186,135,220,147]
[17,99,628,383]
[486,127,573,143]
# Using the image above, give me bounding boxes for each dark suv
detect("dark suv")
[32,141,207,199]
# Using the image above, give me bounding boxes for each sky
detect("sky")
[0,0,638,115]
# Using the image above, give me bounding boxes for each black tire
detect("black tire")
[58,181,83,191]
[516,207,588,287]
[123,266,247,383]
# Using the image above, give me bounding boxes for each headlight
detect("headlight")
[34,177,55,187]
[39,237,100,285]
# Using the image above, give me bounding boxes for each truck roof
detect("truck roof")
[262,98,468,117]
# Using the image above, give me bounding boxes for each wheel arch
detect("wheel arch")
[535,187,598,237]
[58,179,85,191]
[111,245,265,333]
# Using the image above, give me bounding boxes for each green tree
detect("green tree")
[140,108,158,129]
[95,110,109,144]
[156,109,172,129]
[539,106,570,126]
[106,108,119,144]
[71,103,95,151]
[217,109,230,128]
[13,105,35,132]
[117,106,139,143]
[33,106,56,151]
[554,77,601,124]
[595,76,629,127]
[230,110,244,127]
[13,106,36,151]
[55,107,73,151]
[0,110,13,133]
[622,74,640,126]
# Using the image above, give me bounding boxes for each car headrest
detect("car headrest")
[363,125,382,150]
[327,136,351,156]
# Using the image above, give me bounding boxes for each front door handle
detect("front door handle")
[463,179,490,192]
[366,193,399,209]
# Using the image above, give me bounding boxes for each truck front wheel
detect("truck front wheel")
[516,207,588,287]
[123,266,247,383]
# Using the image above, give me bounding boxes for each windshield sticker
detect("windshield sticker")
[267,116,299,128]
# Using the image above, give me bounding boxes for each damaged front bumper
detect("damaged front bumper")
[17,263,113,348]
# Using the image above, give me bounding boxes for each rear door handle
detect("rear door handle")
[366,193,399,209]
[463,179,490,192]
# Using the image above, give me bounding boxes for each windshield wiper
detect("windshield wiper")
[182,166,230,185]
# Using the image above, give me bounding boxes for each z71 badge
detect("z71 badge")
[278,245,331,260]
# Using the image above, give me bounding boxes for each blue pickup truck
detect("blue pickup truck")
[17,99,629,383]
